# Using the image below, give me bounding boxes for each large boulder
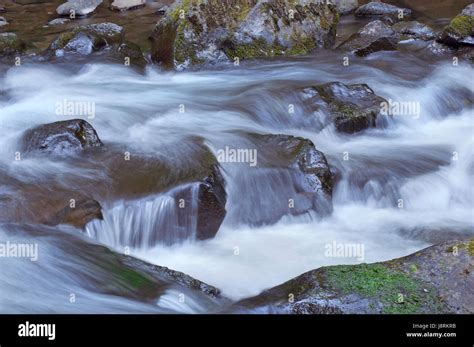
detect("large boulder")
[56,0,103,17]
[48,22,125,57]
[337,20,398,56]
[12,121,227,240]
[231,240,474,314]
[354,1,412,19]
[303,82,388,134]
[150,0,340,69]
[2,223,225,312]
[21,119,103,156]
[0,32,26,57]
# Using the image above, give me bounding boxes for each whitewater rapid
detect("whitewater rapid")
[0,49,473,309]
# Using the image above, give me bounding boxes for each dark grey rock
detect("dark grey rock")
[21,119,103,156]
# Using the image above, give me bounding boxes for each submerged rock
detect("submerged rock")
[3,223,225,309]
[354,1,412,19]
[338,20,398,56]
[48,22,125,57]
[392,21,435,41]
[48,18,71,26]
[0,33,26,57]
[150,0,340,69]
[110,0,145,11]
[21,119,103,156]
[56,0,103,17]
[231,240,474,314]
[304,82,388,134]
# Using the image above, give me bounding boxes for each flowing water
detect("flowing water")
[0,47,473,311]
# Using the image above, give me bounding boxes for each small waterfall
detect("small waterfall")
[85,183,201,250]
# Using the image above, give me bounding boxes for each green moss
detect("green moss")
[324,263,443,314]
[287,37,316,55]
[447,15,473,37]
[224,38,274,60]
[409,264,418,273]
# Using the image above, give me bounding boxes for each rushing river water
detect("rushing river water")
[0,47,473,312]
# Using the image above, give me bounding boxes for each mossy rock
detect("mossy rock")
[150,0,339,69]
[0,32,26,57]
[231,240,472,314]
[437,14,474,48]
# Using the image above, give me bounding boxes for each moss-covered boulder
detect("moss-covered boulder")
[0,32,26,57]
[48,22,125,57]
[150,0,340,69]
[436,11,474,48]
[231,240,474,314]
[303,82,388,134]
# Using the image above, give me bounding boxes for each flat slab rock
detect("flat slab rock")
[57,0,103,16]
[230,240,474,314]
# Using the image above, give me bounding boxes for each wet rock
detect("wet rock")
[110,0,145,11]
[56,0,103,17]
[0,182,103,230]
[48,22,124,57]
[332,0,358,15]
[436,10,474,48]
[231,133,333,225]
[462,3,474,16]
[48,18,71,26]
[46,198,103,229]
[0,7,5,14]
[0,33,26,57]
[156,5,168,16]
[150,0,339,69]
[115,41,147,68]
[304,82,388,134]
[0,16,8,27]
[21,119,103,156]
[392,21,435,41]
[355,1,412,19]
[231,240,473,314]
[338,20,398,56]
[196,165,227,240]
[3,223,225,307]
